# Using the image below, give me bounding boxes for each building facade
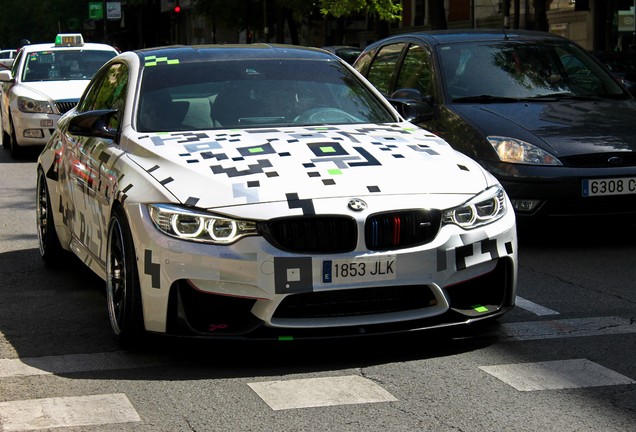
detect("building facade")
[152,1,635,52]
[394,0,636,51]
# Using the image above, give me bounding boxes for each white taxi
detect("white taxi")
[0,34,117,157]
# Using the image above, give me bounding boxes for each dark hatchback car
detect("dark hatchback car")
[354,30,636,222]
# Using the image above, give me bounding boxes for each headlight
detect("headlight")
[148,204,257,244]
[443,186,507,228]
[488,136,562,165]
[17,96,55,114]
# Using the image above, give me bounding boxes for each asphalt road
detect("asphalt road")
[1,146,635,431]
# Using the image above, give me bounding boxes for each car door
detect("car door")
[65,61,129,263]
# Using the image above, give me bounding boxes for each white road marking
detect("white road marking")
[498,316,636,342]
[0,351,171,378]
[479,359,636,391]
[515,296,560,316]
[248,375,397,410]
[0,331,18,358]
[0,393,141,431]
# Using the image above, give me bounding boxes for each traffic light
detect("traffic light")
[173,1,181,14]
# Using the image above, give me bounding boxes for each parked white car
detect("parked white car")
[0,34,117,157]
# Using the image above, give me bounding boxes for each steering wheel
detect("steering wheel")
[295,107,362,124]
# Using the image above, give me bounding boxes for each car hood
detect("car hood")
[20,80,89,101]
[450,99,636,156]
[125,123,491,209]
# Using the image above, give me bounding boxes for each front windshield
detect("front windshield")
[437,40,627,101]
[137,58,395,132]
[22,49,116,82]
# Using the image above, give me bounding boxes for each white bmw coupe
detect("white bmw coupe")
[36,44,517,345]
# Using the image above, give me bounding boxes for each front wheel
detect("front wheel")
[106,206,146,346]
[36,168,65,265]
[8,116,23,159]
[0,124,7,149]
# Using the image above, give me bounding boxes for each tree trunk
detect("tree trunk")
[533,0,548,32]
[429,0,447,30]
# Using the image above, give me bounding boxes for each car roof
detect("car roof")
[134,44,339,64]
[20,41,116,53]
[365,29,569,48]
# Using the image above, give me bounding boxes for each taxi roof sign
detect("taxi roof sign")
[55,34,84,47]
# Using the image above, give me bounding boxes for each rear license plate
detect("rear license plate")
[322,256,396,284]
[582,177,636,197]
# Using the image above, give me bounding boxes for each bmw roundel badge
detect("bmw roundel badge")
[347,198,367,212]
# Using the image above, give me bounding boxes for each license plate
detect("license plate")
[322,256,396,284]
[582,177,636,197]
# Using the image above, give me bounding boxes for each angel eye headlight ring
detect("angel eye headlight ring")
[443,186,506,229]
[148,204,257,244]
[207,218,238,241]
[171,213,205,238]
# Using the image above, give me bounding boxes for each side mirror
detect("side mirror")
[0,70,13,82]
[388,88,434,123]
[68,109,118,140]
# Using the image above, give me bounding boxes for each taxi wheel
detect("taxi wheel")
[8,116,23,159]
[106,206,146,347]
[36,169,64,265]
[1,127,8,149]
[1,118,11,149]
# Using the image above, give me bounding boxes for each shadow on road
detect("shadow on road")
[0,246,498,380]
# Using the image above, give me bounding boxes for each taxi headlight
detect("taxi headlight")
[17,96,55,114]
[148,204,257,244]
[488,136,562,165]
[443,186,507,229]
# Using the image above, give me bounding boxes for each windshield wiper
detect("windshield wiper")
[528,92,602,101]
[451,95,523,103]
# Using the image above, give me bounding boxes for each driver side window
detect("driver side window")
[78,63,128,130]
[395,44,432,97]
[366,43,405,96]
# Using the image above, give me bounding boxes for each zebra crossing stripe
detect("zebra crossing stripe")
[0,393,140,431]
[248,375,397,410]
[515,296,560,316]
[479,359,636,391]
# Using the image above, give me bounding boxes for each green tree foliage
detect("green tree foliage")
[319,0,402,21]
[0,0,85,48]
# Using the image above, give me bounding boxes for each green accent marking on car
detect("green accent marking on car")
[472,305,489,313]
[249,147,264,153]
[320,146,336,153]
[328,169,342,175]
[278,336,294,341]
[145,56,180,67]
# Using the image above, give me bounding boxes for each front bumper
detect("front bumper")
[11,110,59,147]
[126,202,518,340]
[482,160,636,220]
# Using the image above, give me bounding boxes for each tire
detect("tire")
[106,206,146,346]
[1,125,8,149]
[36,168,65,265]
[8,116,23,159]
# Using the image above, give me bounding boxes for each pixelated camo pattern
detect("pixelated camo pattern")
[129,124,483,210]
